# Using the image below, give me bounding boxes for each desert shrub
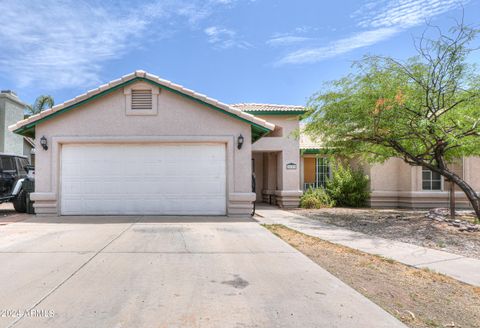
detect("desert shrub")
[325,163,370,207]
[300,188,335,209]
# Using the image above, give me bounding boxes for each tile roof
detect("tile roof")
[231,103,306,113]
[9,71,275,135]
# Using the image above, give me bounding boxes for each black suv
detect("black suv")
[0,153,31,212]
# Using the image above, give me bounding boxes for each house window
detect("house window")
[422,168,442,191]
[315,157,330,188]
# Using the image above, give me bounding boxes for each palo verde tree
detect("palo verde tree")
[25,95,54,116]
[304,21,480,219]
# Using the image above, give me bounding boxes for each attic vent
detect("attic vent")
[131,89,152,110]
[124,83,158,116]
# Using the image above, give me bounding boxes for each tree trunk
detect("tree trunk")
[441,170,480,220]
[449,180,455,219]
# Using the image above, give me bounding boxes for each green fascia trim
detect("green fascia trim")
[14,77,273,139]
[251,125,271,143]
[17,126,35,138]
[243,110,307,116]
[300,148,335,155]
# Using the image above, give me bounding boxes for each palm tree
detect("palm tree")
[25,95,54,116]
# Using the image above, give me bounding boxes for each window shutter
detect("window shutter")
[131,90,152,110]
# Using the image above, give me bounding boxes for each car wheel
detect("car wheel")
[13,189,27,213]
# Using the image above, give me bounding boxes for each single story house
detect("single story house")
[9,71,480,216]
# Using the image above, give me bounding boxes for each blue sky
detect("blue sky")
[0,0,479,107]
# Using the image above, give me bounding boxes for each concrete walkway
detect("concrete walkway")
[255,206,480,287]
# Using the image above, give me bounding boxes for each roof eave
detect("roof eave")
[243,110,307,116]
[14,125,35,138]
[300,148,333,155]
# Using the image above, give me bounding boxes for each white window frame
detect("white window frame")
[124,82,159,116]
[315,157,330,188]
[421,167,443,191]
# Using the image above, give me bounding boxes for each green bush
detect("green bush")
[325,163,370,207]
[300,188,335,209]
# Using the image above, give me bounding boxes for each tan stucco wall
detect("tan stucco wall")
[298,155,480,209]
[263,152,278,190]
[32,82,255,216]
[252,152,264,202]
[370,158,405,191]
[368,157,480,208]
[371,157,480,193]
[464,157,480,190]
[251,115,302,207]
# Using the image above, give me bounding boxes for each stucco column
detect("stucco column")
[300,156,305,191]
[275,149,302,208]
[261,152,277,204]
[252,152,264,202]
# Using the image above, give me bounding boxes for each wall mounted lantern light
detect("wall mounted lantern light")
[237,134,244,150]
[40,136,48,151]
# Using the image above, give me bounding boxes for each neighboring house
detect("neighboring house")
[9,71,480,216]
[0,90,35,162]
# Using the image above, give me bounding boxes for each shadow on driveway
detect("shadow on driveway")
[20,215,257,224]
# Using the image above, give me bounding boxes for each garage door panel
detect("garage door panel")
[61,144,226,215]
[62,164,225,180]
[61,197,226,215]
[62,178,225,196]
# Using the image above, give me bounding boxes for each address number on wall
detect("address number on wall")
[286,162,297,170]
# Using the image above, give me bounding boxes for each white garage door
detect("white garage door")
[60,143,226,215]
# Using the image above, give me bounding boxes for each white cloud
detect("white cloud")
[204,26,252,49]
[266,36,312,47]
[355,0,467,28]
[276,0,469,65]
[276,28,399,65]
[266,26,319,47]
[0,0,235,90]
[209,0,235,4]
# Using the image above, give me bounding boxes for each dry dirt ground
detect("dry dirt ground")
[290,208,480,259]
[266,224,480,328]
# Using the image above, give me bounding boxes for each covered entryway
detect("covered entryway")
[252,151,278,204]
[252,149,302,208]
[60,143,226,215]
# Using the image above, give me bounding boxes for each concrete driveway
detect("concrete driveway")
[0,215,405,328]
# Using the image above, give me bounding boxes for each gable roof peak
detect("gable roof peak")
[9,71,275,141]
[134,70,147,77]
